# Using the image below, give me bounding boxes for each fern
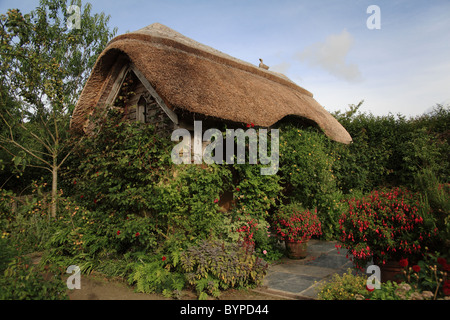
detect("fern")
[128,260,185,295]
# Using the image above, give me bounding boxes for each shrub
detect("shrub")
[278,125,341,238]
[399,252,450,299]
[150,163,232,242]
[414,169,450,254]
[232,162,283,219]
[332,103,449,192]
[279,125,337,208]
[317,269,368,300]
[64,109,233,250]
[271,203,322,242]
[338,187,438,269]
[317,267,440,300]
[128,256,185,298]
[1,183,59,254]
[179,240,268,299]
[0,239,68,300]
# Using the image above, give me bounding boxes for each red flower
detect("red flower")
[399,258,408,268]
[117,230,120,235]
[236,187,240,192]
[366,284,375,292]
[162,256,166,261]
[80,195,84,199]
[437,257,447,267]
[412,265,421,273]
[73,180,77,185]
[443,280,450,296]
[251,122,255,127]
[214,198,219,203]
[246,123,251,128]
[135,232,140,237]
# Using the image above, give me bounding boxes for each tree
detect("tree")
[0,0,117,216]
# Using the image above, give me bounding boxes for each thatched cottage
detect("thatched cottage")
[70,23,352,145]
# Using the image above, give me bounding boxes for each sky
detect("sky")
[1,0,449,117]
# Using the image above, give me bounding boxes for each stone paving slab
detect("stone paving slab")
[263,272,321,294]
[256,240,354,300]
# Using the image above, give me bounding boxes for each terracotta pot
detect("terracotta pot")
[285,240,308,259]
[379,260,404,283]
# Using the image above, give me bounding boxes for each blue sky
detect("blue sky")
[1,0,449,117]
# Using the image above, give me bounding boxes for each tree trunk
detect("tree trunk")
[51,164,57,218]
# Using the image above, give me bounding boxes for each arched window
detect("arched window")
[137,95,147,123]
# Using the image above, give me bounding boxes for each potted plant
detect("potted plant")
[337,187,439,281]
[272,203,322,259]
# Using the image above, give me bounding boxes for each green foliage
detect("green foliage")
[414,169,450,253]
[223,213,283,262]
[128,258,185,298]
[278,124,343,238]
[332,103,450,192]
[279,125,337,207]
[0,238,68,300]
[179,240,268,299]
[66,109,232,247]
[0,0,117,217]
[317,269,368,300]
[0,258,68,300]
[317,268,439,300]
[151,163,232,241]
[399,252,450,299]
[232,162,283,219]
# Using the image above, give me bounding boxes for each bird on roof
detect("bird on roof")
[259,58,269,70]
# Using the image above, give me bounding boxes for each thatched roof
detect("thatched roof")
[71,23,352,144]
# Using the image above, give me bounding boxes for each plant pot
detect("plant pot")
[285,240,308,259]
[379,260,404,283]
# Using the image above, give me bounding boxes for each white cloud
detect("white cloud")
[295,29,362,83]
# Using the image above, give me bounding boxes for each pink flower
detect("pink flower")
[263,250,267,255]
[214,199,219,203]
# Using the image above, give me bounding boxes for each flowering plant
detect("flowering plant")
[272,203,322,242]
[337,187,438,269]
[398,253,450,299]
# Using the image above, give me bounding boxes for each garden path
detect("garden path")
[253,240,353,299]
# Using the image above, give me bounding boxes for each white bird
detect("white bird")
[259,58,269,70]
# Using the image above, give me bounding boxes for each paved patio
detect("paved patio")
[253,240,354,299]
